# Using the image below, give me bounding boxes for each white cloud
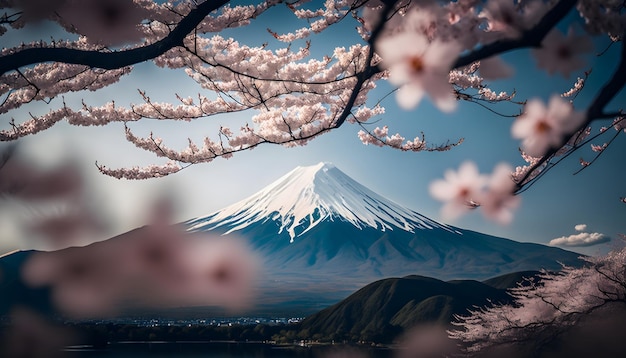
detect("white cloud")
[574,224,587,232]
[549,232,610,247]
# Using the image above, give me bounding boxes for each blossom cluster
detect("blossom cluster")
[430,161,520,225]
[0,147,104,248]
[0,0,622,211]
[21,225,261,318]
[450,245,626,353]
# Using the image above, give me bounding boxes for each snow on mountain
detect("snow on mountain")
[186,162,459,241]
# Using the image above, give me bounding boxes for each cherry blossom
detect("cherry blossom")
[10,0,66,23]
[431,161,521,224]
[429,161,487,220]
[0,308,75,358]
[183,236,261,310]
[57,0,148,46]
[532,27,593,78]
[511,95,586,157]
[377,32,461,111]
[480,0,545,39]
[479,56,514,80]
[21,246,123,318]
[450,245,626,354]
[479,163,520,225]
[562,77,586,97]
[0,0,622,217]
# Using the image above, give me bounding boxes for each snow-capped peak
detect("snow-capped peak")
[187,162,458,241]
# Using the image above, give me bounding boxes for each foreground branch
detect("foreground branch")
[0,0,228,75]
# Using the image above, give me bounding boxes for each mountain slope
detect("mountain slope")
[187,162,459,241]
[0,250,53,316]
[186,163,583,285]
[298,272,538,342]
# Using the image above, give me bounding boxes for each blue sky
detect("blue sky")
[0,2,624,255]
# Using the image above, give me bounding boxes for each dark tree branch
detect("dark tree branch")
[0,0,229,76]
[514,38,626,192]
[454,0,578,68]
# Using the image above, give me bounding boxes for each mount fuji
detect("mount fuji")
[186,162,582,287]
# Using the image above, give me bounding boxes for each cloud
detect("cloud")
[574,224,587,232]
[549,232,610,247]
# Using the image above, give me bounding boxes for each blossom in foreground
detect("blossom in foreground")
[57,0,147,46]
[479,56,514,80]
[1,308,74,358]
[377,32,460,112]
[532,27,593,78]
[479,163,520,225]
[512,95,585,157]
[429,161,487,220]
[431,162,521,224]
[21,247,123,318]
[184,237,261,310]
[13,0,66,23]
[481,0,530,39]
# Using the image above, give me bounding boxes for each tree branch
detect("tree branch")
[514,38,626,191]
[454,0,578,69]
[0,0,229,76]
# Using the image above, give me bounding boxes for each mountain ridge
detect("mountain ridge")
[186,162,583,285]
[187,162,460,242]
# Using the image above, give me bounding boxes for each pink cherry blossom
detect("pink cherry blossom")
[482,0,530,39]
[13,0,66,23]
[377,32,460,112]
[532,27,593,78]
[479,56,514,80]
[479,163,520,225]
[183,237,261,311]
[429,161,487,220]
[57,0,148,46]
[512,95,586,157]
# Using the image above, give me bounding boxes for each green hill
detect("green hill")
[298,272,540,343]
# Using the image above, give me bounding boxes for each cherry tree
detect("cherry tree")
[0,0,624,220]
[1,2,624,354]
[449,243,626,355]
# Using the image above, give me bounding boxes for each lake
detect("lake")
[64,342,394,358]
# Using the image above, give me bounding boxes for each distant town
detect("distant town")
[76,316,305,328]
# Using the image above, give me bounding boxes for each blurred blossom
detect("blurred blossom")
[0,155,82,202]
[482,0,524,38]
[22,246,122,318]
[479,56,514,80]
[361,0,385,31]
[429,161,487,220]
[1,307,75,358]
[26,205,104,249]
[532,27,593,78]
[57,0,147,46]
[118,225,192,304]
[320,346,369,358]
[0,147,105,249]
[512,95,586,157]
[431,162,521,224]
[185,236,261,310]
[20,224,262,317]
[479,163,520,225]
[377,32,460,112]
[481,0,545,39]
[395,324,460,358]
[12,0,67,23]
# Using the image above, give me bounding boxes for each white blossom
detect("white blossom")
[57,0,148,46]
[479,56,514,80]
[429,161,487,220]
[479,163,520,225]
[512,95,586,157]
[533,27,593,78]
[377,32,460,112]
